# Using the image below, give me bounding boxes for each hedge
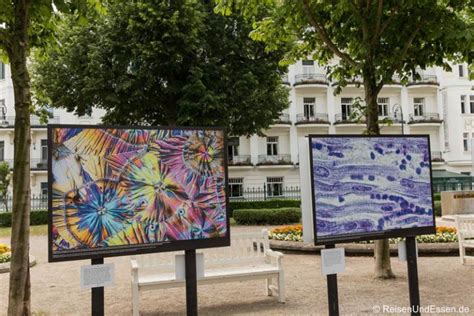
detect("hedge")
[433,193,441,201]
[233,207,301,225]
[228,200,300,217]
[0,210,48,228]
[434,201,442,217]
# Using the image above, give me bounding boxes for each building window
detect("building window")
[413,98,425,116]
[470,95,474,114]
[341,97,353,120]
[40,182,48,197]
[302,60,314,75]
[463,133,469,152]
[0,141,4,161]
[0,99,5,120]
[0,63,4,80]
[377,97,389,117]
[228,178,243,198]
[459,64,465,77]
[461,95,466,114]
[227,137,239,162]
[266,136,278,156]
[303,97,315,118]
[267,177,283,197]
[41,139,48,161]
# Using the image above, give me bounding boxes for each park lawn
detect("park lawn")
[0,225,48,238]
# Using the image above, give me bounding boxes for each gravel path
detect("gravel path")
[0,226,473,316]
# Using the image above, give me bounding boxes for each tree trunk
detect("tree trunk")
[363,71,395,279]
[7,1,32,315]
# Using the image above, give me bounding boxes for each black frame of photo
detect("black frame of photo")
[308,134,437,246]
[47,124,231,263]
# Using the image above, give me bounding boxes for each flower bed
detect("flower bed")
[0,243,11,263]
[269,225,458,243]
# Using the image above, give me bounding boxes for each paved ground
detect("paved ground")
[0,225,473,316]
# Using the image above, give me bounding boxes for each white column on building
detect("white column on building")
[400,86,409,134]
[327,85,336,134]
[250,134,260,165]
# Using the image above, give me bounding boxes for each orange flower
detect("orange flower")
[271,224,303,234]
[436,226,456,234]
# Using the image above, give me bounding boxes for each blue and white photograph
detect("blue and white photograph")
[311,136,435,241]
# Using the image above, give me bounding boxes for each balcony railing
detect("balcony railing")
[0,115,60,127]
[274,113,291,124]
[408,113,442,124]
[408,74,438,86]
[431,151,444,162]
[294,73,328,85]
[281,74,290,85]
[0,159,47,170]
[334,113,366,124]
[30,158,48,170]
[295,113,329,124]
[257,154,292,166]
[378,113,403,123]
[228,155,252,166]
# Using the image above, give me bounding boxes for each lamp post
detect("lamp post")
[392,103,404,135]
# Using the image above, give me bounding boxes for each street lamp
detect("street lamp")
[392,103,404,135]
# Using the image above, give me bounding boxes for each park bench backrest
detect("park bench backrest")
[133,229,270,274]
[455,215,474,240]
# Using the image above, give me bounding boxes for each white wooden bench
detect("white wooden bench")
[131,229,285,315]
[454,215,474,265]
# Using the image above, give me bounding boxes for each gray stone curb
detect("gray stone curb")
[0,255,36,273]
[270,240,461,256]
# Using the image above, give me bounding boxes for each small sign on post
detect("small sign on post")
[321,248,345,276]
[81,263,115,289]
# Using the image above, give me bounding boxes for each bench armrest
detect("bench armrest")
[265,250,284,268]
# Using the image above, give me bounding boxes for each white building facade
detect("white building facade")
[0,61,473,197]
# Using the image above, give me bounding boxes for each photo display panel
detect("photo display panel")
[309,135,436,245]
[48,125,229,261]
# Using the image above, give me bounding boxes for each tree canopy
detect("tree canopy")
[32,1,289,136]
[216,0,473,279]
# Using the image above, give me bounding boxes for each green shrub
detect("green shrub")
[228,200,300,217]
[433,193,441,201]
[0,210,48,227]
[233,207,301,225]
[434,201,442,217]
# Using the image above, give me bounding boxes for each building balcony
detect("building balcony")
[407,74,438,87]
[274,113,292,125]
[281,74,290,85]
[334,113,366,125]
[228,155,252,166]
[431,151,444,162]
[294,73,328,86]
[378,113,404,124]
[0,115,60,128]
[0,158,47,170]
[31,158,48,170]
[408,113,442,124]
[257,154,292,166]
[295,113,330,125]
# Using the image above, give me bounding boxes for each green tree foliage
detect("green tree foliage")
[215,0,473,278]
[32,1,289,136]
[0,161,10,212]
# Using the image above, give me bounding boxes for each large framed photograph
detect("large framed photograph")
[48,125,229,262]
[309,135,436,245]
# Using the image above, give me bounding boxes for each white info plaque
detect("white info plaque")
[81,263,115,289]
[321,248,345,276]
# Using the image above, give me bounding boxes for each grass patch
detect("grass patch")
[0,225,48,238]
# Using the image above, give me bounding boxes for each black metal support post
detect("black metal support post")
[91,258,104,316]
[406,237,420,316]
[325,244,339,316]
[185,249,198,316]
